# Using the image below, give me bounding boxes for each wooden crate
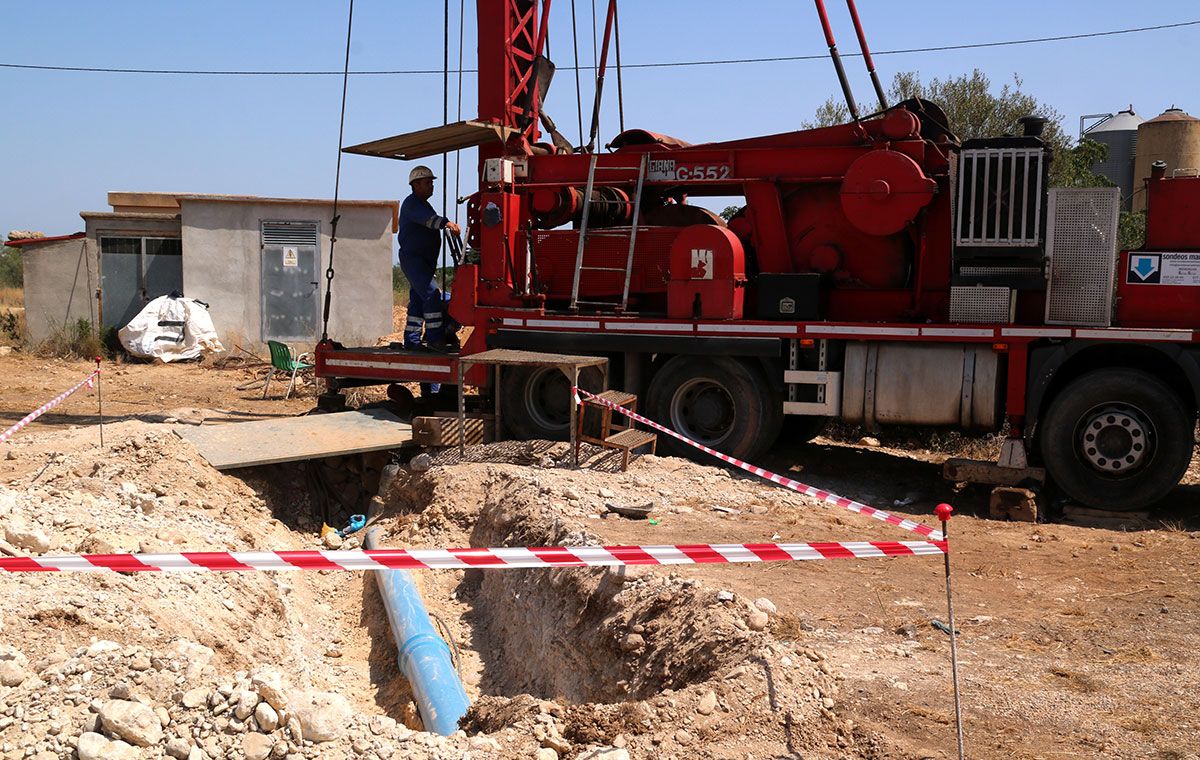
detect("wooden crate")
[412,414,496,447]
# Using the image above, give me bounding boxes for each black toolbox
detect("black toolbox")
[755,273,823,320]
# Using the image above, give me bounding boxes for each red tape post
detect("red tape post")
[573,387,944,541]
[0,369,100,444]
[0,540,947,573]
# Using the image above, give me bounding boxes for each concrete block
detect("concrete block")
[989,486,1038,522]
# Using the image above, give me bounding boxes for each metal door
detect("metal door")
[100,236,184,329]
[100,237,144,329]
[261,245,318,340]
[143,238,183,301]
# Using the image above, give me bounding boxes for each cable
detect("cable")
[441,0,450,296]
[319,0,354,344]
[591,0,600,146]
[614,0,624,135]
[2,19,1196,76]
[570,0,584,147]
[453,0,465,227]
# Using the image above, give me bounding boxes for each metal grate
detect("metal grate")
[1045,188,1120,326]
[261,221,319,247]
[955,148,1045,247]
[949,286,1014,323]
[958,266,1042,279]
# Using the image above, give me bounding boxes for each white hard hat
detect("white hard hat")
[408,165,436,184]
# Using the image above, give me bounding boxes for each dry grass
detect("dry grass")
[34,318,105,360]
[903,702,953,725]
[771,613,810,641]
[1047,667,1102,693]
[1118,714,1166,735]
[0,287,22,308]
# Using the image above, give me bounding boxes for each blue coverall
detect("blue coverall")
[397,193,449,347]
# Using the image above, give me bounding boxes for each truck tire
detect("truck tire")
[646,356,782,463]
[500,365,604,441]
[1041,368,1194,511]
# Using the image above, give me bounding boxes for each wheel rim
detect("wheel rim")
[669,377,736,446]
[524,367,571,432]
[1076,403,1154,475]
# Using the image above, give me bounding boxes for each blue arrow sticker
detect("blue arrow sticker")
[1129,254,1160,283]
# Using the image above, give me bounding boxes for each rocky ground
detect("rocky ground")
[0,354,1197,759]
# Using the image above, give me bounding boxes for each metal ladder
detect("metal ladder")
[568,153,648,312]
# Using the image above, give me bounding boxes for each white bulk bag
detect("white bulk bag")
[118,295,225,362]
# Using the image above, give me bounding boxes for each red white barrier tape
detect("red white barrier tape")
[0,540,946,573]
[0,370,99,444]
[574,387,944,541]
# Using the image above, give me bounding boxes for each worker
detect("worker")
[398,165,461,350]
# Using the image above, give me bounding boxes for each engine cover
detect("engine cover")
[667,225,746,319]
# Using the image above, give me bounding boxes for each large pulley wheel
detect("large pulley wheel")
[1041,369,1193,511]
[499,365,605,441]
[646,356,782,463]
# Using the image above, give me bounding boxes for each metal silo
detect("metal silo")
[1084,107,1144,211]
[1132,107,1200,211]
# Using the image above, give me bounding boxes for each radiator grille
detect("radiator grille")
[949,286,1014,323]
[1045,188,1119,326]
[261,221,320,247]
[955,148,1045,247]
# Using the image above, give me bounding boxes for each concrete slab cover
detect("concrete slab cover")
[175,408,411,469]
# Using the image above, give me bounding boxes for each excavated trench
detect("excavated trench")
[322,447,858,756]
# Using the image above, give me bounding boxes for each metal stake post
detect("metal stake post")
[569,367,579,468]
[94,356,104,448]
[935,503,965,760]
[457,359,466,458]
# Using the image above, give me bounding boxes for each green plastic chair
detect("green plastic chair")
[263,340,314,399]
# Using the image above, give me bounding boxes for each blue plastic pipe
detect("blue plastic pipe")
[364,526,470,735]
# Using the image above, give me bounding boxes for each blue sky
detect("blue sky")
[2,1,1197,243]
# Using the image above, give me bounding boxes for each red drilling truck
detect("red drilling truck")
[316,0,1199,512]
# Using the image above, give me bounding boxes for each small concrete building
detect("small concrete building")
[16,192,397,350]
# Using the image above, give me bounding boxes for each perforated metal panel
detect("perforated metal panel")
[957,265,1042,280]
[1045,188,1120,326]
[949,286,1014,323]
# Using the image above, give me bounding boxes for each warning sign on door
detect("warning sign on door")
[282,247,299,267]
[1127,252,1200,286]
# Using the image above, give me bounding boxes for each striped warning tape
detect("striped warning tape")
[573,387,944,541]
[0,369,99,445]
[0,540,947,572]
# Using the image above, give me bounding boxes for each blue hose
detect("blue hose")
[365,526,469,735]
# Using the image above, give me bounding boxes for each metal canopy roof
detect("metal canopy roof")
[342,120,515,161]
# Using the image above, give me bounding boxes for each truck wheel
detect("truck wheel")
[500,365,604,441]
[1041,368,1194,511]
[646,356,782,462]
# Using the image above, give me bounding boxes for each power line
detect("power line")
[1,19,1196,76]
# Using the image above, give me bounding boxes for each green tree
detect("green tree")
[1053,139,1113,188]
[0,246,22,288]
[1118,210,1146,252]
[719,205,741,222]
[805,69,1101,187]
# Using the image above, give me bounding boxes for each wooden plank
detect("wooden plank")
[175,409,412,470]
